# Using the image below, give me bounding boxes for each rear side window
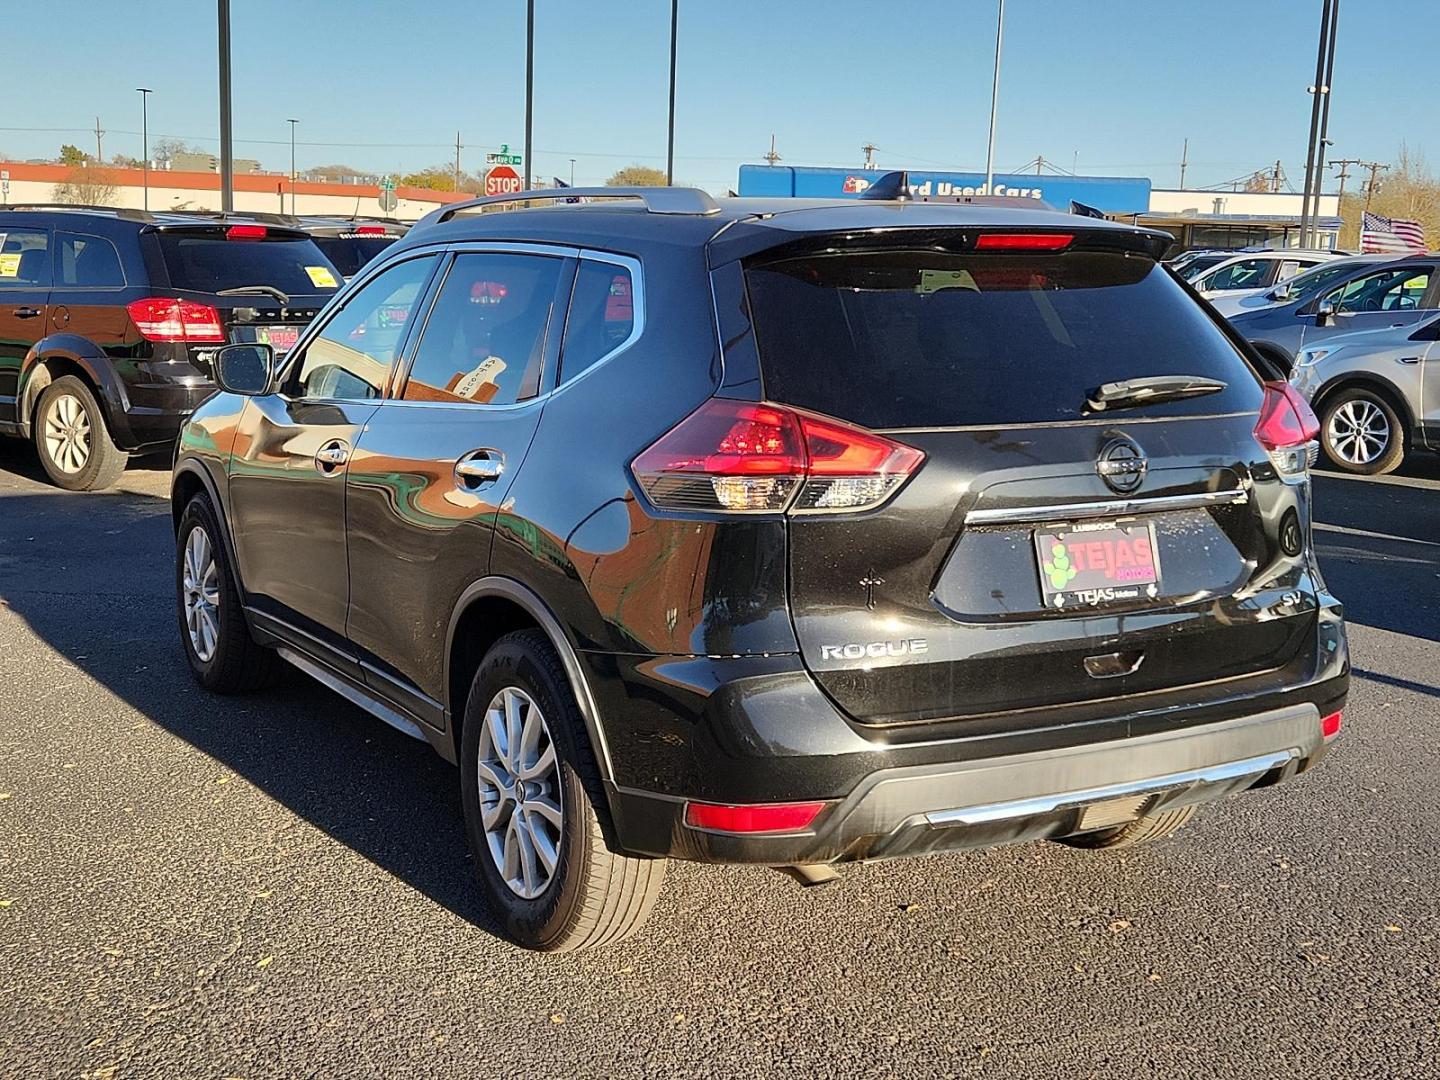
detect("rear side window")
[58,233,125,288]
[155,232,341,296]
[559,261,635,382]
[745,249,1263,429]
[0,228,50,287]
[401,252,564,405]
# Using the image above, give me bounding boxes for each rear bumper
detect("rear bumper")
[106,367,215,452]
[607,701,1335,865]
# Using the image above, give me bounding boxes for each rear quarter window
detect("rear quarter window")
[745,249,1265,429]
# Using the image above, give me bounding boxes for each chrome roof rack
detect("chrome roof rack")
[417,186,721,228]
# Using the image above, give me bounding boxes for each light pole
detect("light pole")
[666,0,678,185]
[287,118,299,215]
[569,158,576,186]
[218,0,233,212]
[136,88,152,211]
[524,0,534,189]
[983,0,1006,196]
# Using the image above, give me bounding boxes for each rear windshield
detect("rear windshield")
[744,249,1263,429]
[312,236,398,278]
[1177,253,1229,280]
[155,232,342,297]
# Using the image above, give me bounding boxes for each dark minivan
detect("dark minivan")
[0,206,341,489]
[172,189,1348,951]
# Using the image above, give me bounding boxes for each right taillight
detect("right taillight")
[127,298,226,344]
[631,398,924,514]
[1254,381,1320,483]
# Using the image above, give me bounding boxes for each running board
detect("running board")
[276,646,427,742]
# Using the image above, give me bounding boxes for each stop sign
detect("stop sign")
[484,165,523,197]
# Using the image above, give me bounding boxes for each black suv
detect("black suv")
[171,188,1349,952]
[0,206,342,490]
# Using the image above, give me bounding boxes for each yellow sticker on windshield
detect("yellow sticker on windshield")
[305,265,339,289]
[0,253,20,278]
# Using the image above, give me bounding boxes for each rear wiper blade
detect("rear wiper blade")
[1084,375,1227,413]
[217,284,290,304]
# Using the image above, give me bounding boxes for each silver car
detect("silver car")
[1289,315,1440,474]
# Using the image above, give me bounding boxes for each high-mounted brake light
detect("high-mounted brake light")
[354,225,388,235]
[225,224,267,240]
[631,399,925,513]
[684,800,829,834]
[1254,381,1320,483]
[974,232,1073,251]
[126,298,225,344]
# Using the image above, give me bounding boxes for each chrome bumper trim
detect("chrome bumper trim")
[925,748,1297,828]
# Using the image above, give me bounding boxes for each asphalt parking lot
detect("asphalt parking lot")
[1,442,1437,1079]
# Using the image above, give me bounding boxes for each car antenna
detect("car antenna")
[859,170,912,201]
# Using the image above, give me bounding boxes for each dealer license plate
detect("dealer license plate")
[255,325,300,353]
[1034,520,1161,609]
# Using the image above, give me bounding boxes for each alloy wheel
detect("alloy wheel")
[1327,398,1390,466]
[182,526,221,662]
[43,393,92,474]
[476,686,564,900]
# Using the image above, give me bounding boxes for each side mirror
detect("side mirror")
[1314,299,1336,327]
[212,343,275,396]
[1271,284,1292,303]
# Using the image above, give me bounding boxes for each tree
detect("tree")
[1338,144,1440,250]
[151,137,198,168]
[52,164,120,206]
[59,144,87,166]
[400,164,485,194]
[605,164,668,187]
[1243,169,1273,193]
[110,154,143,170]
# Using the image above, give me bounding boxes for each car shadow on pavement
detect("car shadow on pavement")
[0,478,505,939]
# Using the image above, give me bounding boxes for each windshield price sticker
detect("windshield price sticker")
[305,265,339,289]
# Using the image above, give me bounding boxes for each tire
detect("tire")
[1319,387,1406,476]
[175,493,283,693]
[460,629,666,952]
[33,375,129,491]
[1055,804,1199,850]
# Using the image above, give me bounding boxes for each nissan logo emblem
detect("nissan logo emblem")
[1097,437,1148,494]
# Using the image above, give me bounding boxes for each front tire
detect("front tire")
[460,629,666,952]
[34,376,128,491]
[1319,388,1406,475]
[175,494,282,693]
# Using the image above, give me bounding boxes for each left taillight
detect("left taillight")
[126,298,225,344]
[631,398,925,514]
[1254,381,1320,483]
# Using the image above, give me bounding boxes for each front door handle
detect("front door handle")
[12,307,42,319]
[455,451,504,487]
[1397,355,1421,365]
[315,440,350,473]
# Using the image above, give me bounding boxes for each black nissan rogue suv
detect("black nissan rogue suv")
[0,206,341,490]
[170,187,1349,952]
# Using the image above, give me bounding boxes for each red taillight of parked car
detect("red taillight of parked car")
[631,398,924,514]
[126,298,226,343]
[683,800,829,834]
[1254,381,1320,482]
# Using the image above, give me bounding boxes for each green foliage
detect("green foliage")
[59,144,87,166]
[605,164,668,187]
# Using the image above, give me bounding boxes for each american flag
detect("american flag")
[1360,212,1427,254]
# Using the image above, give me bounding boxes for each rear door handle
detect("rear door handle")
[12,307,42,319]
[315,441,350,473]
[455,451,504,487]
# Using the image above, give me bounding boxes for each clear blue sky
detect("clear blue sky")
[3,0,1434,192]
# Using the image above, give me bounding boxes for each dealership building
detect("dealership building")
[737,165,1342,252]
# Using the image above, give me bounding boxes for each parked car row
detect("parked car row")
[0,206,404,489]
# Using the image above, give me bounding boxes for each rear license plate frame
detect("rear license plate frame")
[254,324,300,354]
[1034,518,1162,609]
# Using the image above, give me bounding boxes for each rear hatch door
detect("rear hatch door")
[742,230,1317,728]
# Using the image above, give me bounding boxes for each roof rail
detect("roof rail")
[0,202,153,221]
[416,186,721,228]
[165,209,303,225]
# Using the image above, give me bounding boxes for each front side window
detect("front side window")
[1328,266,1435,314]
[291,256,435,400]
[57,233,125,288]
[401,252,564,405]
[560,261,636,383]
[0,228,50,288]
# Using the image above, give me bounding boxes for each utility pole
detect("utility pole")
[523,0,534,189]
[1298,0,1335,249]
[983,0,1005,196]
[454,131,462,193]
[1362,161,1389,211]
[218,0,234,212]
[763,133,781,166]
[569,158,576,186]
[93,117,104,163]
[1035,155,1044,176]
[666,0,678,185]
[136,89,151,211]
[1271,160,1284,193]
[1179,138,1189,188]
[287,118,298,214]
[861,143,877,170]
[1331,158,1361,200]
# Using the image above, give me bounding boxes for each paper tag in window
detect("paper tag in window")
[0,253,20,278]
[305,265,339,288]
[1403,275,1428,291]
